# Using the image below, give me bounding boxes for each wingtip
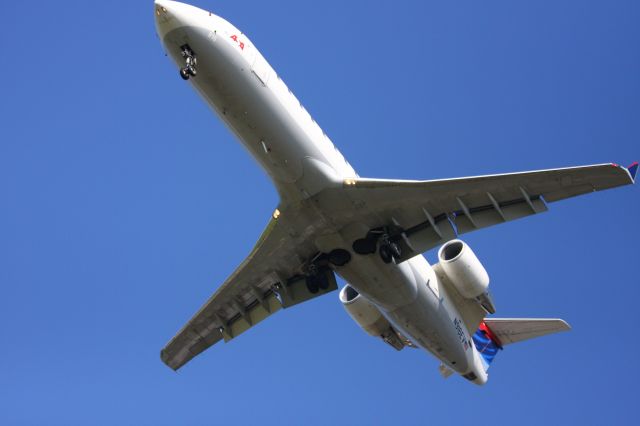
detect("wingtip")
[627,161,638,181]
[611,162,637,183]
[558,318,572,331]
[160,349,180,372]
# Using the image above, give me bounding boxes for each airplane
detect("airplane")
[154,0,637,385]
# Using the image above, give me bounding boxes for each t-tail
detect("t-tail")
[474,318,570,372]
[444,318,571,384]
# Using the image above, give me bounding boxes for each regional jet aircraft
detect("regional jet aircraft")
[155,0,637,384]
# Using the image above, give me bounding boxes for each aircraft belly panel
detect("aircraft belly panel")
[163,24,344,198]
[337,253,474,372]
[336,255,419,311]
[388,277,473,372]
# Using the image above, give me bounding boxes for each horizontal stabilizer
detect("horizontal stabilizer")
[483,318,571,346]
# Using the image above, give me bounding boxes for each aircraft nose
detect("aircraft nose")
[154,0,171,18]
[154,0,191,41]
[154,0,177,12]
[154,0,172,36]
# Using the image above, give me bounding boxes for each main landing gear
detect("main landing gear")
[304,249,352,294]
[179,45,197,80]
[379,235,402,264]
[352,228,402,264]
[305,264,329,294]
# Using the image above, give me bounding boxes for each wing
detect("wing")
[317,162,636,261]
[161,207,337,371]
[483,318,571,345]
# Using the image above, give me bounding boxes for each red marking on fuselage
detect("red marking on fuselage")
[230,35,245,50]
[479,321,503,348]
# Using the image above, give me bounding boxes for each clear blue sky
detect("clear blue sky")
[1,1,639,425]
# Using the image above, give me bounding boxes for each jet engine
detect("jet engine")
[437,239,495,313]
[339,285,407,350]
[339,285,389,336]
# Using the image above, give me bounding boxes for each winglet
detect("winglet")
[628,162,638,181]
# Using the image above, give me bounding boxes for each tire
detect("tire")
[187,66,197,77]
[180,68,190,80]
[379,245,393,264]
[389,242,401,259]
[316,272,329,290]
[305,276,319,294]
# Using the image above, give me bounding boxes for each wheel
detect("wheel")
[328,249,351,266]
[379,244,393,264]
[315,272,329,290]
[179,68,190,80]
[305,276,319,294]
[187,65,197,77]
[389,242,401,259]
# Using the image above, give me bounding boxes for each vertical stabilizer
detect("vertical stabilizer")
[472,322,503,370]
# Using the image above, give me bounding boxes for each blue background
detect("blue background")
[1,1,638,424]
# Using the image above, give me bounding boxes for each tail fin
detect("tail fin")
[472,322,502,369]
[472,318,570,370]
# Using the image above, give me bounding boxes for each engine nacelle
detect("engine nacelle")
[438,239,490,299]
[339,285,391,337]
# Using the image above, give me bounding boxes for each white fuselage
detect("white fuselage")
[155,0,487,384]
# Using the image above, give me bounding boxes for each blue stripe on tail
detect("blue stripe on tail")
[472,327,501,366]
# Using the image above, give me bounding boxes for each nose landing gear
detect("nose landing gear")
[179,45,197,80]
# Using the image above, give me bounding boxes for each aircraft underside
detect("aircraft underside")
[154,0,636,385]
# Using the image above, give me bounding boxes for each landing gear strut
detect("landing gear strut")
[179,45,197,80]
[352,227,402,264]
[378,235,401,264]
